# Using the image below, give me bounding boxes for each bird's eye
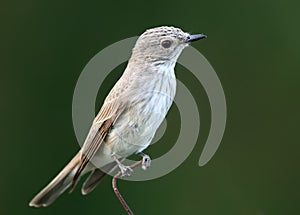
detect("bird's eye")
[161,40,172,48]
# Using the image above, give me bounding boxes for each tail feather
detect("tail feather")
[81,169,107,195]
[29,152,82,207]
[81,161,118,195]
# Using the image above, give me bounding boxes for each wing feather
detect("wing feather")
[70,99,126,191]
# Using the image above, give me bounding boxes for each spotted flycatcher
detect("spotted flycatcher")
[29,26,206,207]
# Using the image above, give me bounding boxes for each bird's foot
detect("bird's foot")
[112,154,133,177]
[118,163,133,177]
[138,152,151,170]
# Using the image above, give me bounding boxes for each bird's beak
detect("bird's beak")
[186,34,207,43]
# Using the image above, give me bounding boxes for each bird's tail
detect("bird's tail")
[29,152,83,207]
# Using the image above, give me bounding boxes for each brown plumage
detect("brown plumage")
[29,26,206,207]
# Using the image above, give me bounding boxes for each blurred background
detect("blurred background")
[1,0,299,214]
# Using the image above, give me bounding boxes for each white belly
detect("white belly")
[91,71,176,167]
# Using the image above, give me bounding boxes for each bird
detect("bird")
[29,26,206,207]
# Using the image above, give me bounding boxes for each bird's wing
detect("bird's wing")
[70,98,126,191]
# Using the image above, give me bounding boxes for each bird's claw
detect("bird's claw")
[119,164,133,177]
[112,154,134,177]
[141,154,151,170]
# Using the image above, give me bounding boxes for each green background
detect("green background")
[1,0,299,214]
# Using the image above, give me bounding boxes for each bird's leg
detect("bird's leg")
[137,152,151,170]
[112,154,133,177]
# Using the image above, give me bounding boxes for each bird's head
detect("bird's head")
[131,26,206,65]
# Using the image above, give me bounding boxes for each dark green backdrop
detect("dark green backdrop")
[1,0,299,214]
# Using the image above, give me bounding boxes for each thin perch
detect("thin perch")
[112,160,143,215]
